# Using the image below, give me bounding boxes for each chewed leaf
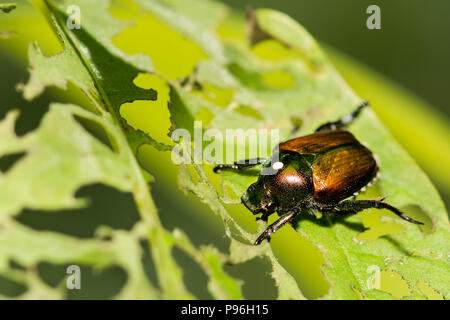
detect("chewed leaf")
[0,104,133,216]
[0,104,159,298]
[24,0,169,153]
[247,8,326,68]
[135,0,226,62]
[0,222,158,299]
[0,3,16,14]
[150,0,228,30]
[245,9,449,299]
[173,228,243,299]
[2,0,448,300]
[23,38,95,101]
[0,0,244,300]
[163,4,449,299]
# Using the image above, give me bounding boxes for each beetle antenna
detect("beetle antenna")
[349,100,370,122]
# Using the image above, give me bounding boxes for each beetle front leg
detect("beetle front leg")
[254,211,298,245]
[332,199,424,225]
[255,211,271,222]
[315,100,369,132]
[213,158,267,173]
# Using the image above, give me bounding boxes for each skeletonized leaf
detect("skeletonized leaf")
[0,0,243,300]
[159,4,450,299]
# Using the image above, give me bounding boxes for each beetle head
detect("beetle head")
[241,182,276,215]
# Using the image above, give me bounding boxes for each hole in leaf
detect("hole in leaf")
[0,152,26,173]
[73,115,114,151]
[9,259,26,271]
[150,170,229,252]
[272,214,329,299]
[120,73,173,145]
[0,51,49,137]
[224,256,277,300]
[12,100,45,133]
[173,247,213,299]
[356,203,433,242]
[223,183,242,203]
[140,240,160,290]
[110,0,140,20]
[252,39,304,62]
[262,71,295,89]
[222,202,259,235]
[227,223,251,245]
[192,83,234,107]
[234,105,263,120]
[37,262,128,299]
[195,107,214,126]
[227,63,262,89]
[252,39,319,72]
[417,280,444,300]
[401,205,433,235]
[37,262,66,288]
[138,145,229,250]
[65,265,127,299]
[377,270,411,299]
[0,275,27,297]
[112,13,207,80]
[50,81,100,115]
[356,216,404,242]
[356,185,433,237]
[355,184,404,242]
[15,184,140,238]
[65,15,158,110]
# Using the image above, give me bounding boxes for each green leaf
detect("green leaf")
[2,0,448,300]
[160,6,449,299]
[24,0,164,152]
[0,0,243,299]
[0,105,157,298]
[0,104,133,216]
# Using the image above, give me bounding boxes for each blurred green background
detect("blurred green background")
[0,0,448,299]
[223,0,450,117]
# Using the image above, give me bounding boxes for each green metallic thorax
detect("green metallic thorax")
[241,151,314,214]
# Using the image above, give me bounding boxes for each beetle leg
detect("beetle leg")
[254,211,298,245]
[256,211,271,222]
[213,158,267,173]
[315,100,369,132]
[332,199,424,225]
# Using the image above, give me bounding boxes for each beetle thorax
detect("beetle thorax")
[262,152,313,210]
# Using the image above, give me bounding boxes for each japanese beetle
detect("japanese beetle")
[214,101,423,245]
